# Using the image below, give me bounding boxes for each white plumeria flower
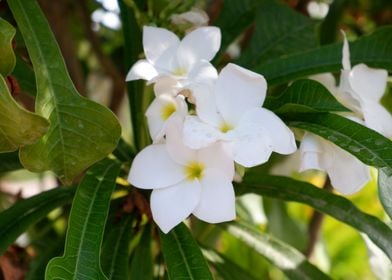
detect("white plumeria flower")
[300,131,371,194]
[128,119,236,233]
[300,34,391,194]
[126,26,220,88]
[171,8,209,31]
[145,78,188,142]
[183,63,297,168]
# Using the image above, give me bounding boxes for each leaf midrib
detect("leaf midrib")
[172,230,195,280]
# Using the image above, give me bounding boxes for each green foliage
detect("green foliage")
[0,18,16,76]
[160,223,213,279]
[378,168,392,220]
[45,159,121,280]
[0,151,23,173]
[129,224,153,280]
[8,0,121,184]
[0,185,76,254]
[0,75,49,152]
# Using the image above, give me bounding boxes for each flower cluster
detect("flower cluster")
[300,34,392,194]
[127,26,296,233]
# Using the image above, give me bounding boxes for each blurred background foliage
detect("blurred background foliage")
[0,0,391,279]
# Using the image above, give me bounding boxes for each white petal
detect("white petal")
[183,116,221,149]
[299,133,324,172]
[145,94,187,142]
[341,32,351,70]
[338,70,362,113]
[362,101,392,138]
[240,108,297,155]
[165,117,197,165]
[190,84,222,126]
[193,169,236,223]
[153,77,181,96]
[309,73,337,96]
[151,179,201,233]
[349,64,388,102]
[197,142,235,180]
[128,144,185,189]
[186,60,218,86]
[176,26,221,69]
[323,141,370,194]
[126,60,158,81]
[143,26,179,69]
[216,63,267,125]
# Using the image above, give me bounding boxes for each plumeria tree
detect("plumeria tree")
[0,0,392,279]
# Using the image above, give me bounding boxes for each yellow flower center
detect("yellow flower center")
[219,122,234,133]
[184,161,205,180]
[173,67,187,76]
[160,102,177,120]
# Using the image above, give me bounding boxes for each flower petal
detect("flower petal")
[323,141,371,194]
[165,117,197,165]
[182,60,218,88]
[299,133,324,172]
[126,59,158,81]
[309,73,337,96]
[151,179,201,233]
[216,63,267,125]
[143,26,180,69]
[362,101,392,138]
[176,26,221,69]
[197,142,235,180]
[349,64,388,102]
[190,84,222,126]
[128,144,185,189]
[153,77,181,96]
[183,116,221,149]
[193,169,236,223]
[242,108,297,154]
[342,33,351,70]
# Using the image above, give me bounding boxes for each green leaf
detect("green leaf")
[101,215,135,280]
[319,0,348,45]
[0,151,23,173]
[378,167,392,220]
[129,224,153,280]
[223,223,331,280]
[237,0,318,67]
[0,75,49,152]
[160,223,213,280]
[8,0,121,184]
[237,174,392,260]
[13,55,36,97]
[213,0,259,64]
[0,185,76,254]
[285,113,392,169]
[204,249,257,280]
[264,79,349,113]
[0,18,16,76]
[254,26,392,85]
[45,159,121,280]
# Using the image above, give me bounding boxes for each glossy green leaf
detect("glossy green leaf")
[254,26,392,85]
[0,75,49,152]
[204,249,257,280]
[213,0,259,63]
[237,1,317,67]
[0,151,23,173]
[378,167,392,220]
[285,113,392,169]
[264,79,349,113]
[0,185,76,254]
[0,18,16,76]
[237,174,392,260]
[319,0,348,45]
[129,224,153,280]
[101,215,135,280]
[8,0,121,184]
[160,223,213,280]
[223,223,331,280]
[45,159,121,280]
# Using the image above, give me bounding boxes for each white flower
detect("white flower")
[171,8,209,31]
[183,63,297,168]
[145,78,188,142]
[126,26,220,88]
[128,119,236,233]
[300,34,390,193]
[300,132,370,194]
